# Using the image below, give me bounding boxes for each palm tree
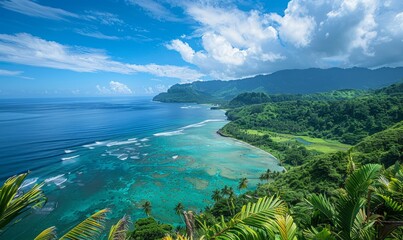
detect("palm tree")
[305,164,382,240]
[0,172,46,235]
[174,203,184,216]
[220,185,235,215]
[197,196,298,240]
[211,189,221,202]
[259,173,267,182]
[259,169,271,182]
[238,177,248,191]
[221,185,230,197]
[372,163,403,239]
[107,214,131,240]
[142,201,152,217]
[174,202,185,224]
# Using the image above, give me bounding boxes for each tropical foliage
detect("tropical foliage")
[197,196,296,240]
[129,217,173,240]
[142,201,152,217]
[35,208,110,240]
[108,215,131,240]
[0,172,46,235]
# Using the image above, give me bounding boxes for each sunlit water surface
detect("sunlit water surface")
[0,97,282,239]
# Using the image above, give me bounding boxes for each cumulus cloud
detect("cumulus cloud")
[167,0,403,79]
[109,81,133,94]
[166,39,195,62]
[0,33,204,82]
[97,81,133,95]
[270,1,316,48]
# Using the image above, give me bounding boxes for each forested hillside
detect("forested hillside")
[227,89,367,107]
[153,67,403,103]
[224,83,403,145]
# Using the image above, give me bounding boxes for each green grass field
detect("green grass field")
[245,129,351,154]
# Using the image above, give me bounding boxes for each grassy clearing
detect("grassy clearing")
[245,129,351,154]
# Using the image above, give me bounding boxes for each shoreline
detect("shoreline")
[216,129,282,168]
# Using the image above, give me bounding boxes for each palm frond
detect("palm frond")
[378,195,403,212]
[108,214,130,240]
[0,173,46,231]
[336,196,366,240]
[344,164,381,199]
[199,196,286,240]
[274,214,297,240]
[388,176,403,197]
[303,226,335,240]
[59,208,109,240]
[162,233,190,240]
[306,194,335,221]
[350,209,375,240]
[34,226,57,240]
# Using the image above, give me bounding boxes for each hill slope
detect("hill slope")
[153,67,403,103]
[222,83,403,145]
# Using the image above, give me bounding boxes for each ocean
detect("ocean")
[0,97,282,239]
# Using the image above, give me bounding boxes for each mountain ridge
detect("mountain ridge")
[153,67,403,103]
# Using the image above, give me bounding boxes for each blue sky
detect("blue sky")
[0,0,402,97]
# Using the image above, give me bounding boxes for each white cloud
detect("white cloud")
[1,0,125,27]
[166,5,287,78]
[0,33,204,82]
[84,11,124,26]
[128,0,180,21]
[166,39,195,62]
[75,29,120,40]
[97,81,133,95]
[271,5,316,47]
[144,84,168,94]
[96,85,110,94]
[0,69,22,76]
[202,32,247,65]
[110,81,133,94]
[0,0,78,20]
[144,87,154,94]
[167,0,403,79]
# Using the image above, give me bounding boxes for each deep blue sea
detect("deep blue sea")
[0,97,282,239]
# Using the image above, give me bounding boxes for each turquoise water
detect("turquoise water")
[0,98,282,239]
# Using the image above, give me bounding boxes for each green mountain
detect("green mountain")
[227,89,367,108]
[223,83,403,145]
[350,121,403,167]
[153,67,403,103]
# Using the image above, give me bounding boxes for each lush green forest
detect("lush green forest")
[227,89,368,108]
[224,83,403,145]
[153,67,403,103]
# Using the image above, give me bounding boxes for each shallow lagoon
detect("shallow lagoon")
[0,98,282,239]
